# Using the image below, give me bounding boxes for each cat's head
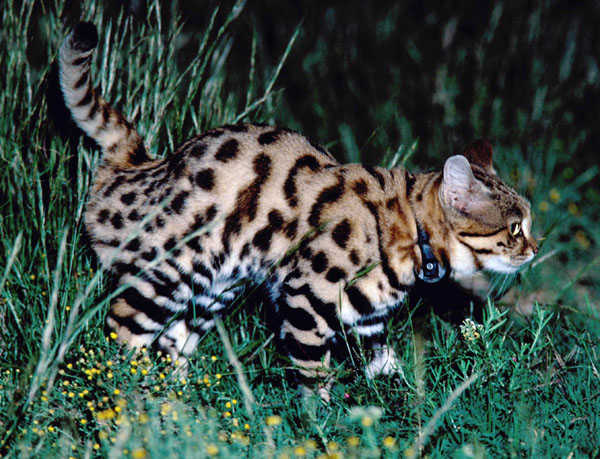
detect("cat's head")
[440,140,537,274]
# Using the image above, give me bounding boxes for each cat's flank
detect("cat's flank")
[59,23,537,399]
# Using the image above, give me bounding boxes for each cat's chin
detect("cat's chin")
[483,257,525,274]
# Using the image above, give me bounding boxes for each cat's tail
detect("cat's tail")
[59,22,150,167]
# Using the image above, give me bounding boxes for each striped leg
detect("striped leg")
[278,283,337,401]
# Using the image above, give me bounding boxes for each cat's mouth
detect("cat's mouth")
[483,253,535,274]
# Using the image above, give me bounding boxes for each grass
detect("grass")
[1,0,599,457]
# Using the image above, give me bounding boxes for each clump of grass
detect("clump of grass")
[1,0,599,457]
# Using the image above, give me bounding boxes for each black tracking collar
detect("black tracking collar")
[416,223,447,283]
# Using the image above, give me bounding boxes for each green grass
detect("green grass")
[1,1,599,457]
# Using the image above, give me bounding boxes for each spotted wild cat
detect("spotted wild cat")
[58,22,537,399]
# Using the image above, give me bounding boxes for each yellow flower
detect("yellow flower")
[211,355,217,362]
[47,426,55,432]
[266,415,282,426]
[107,372,113,379]
[110,332,118,340]
[327,441,339,451]
[347,436,360,447]
[80,419,87,425]
[383,436,396,448]
[232,399,237,405]
[93,443,100,450]
[113,389,120,395]
[206,444,219,456]
[225,401,231,409]
[539,201,549,212]
[361,416,373,427]
[294,446,307,456]
[97,409,116,420]
[216,373,222,379]
[223,411,232,418]
[244,423,251,430]
[549,188,560,203]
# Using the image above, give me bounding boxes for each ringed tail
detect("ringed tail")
[59,22,150,167]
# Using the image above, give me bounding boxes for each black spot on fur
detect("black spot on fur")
[331,219,351,248]
[125,238,141,252]
[195,169,215,190]
[308,176,345,227]
[190,143,207,158]
[141,247,157,261]
[164,237,177,252]
[284,155,320,207]
[121,192,137,205]
[129,144,150,165]
[349,249,360,265]
[128,209,141,221]
[111,212,123,229]
[285,219,298,239]
[253,227,273,252]
[215,139,239,162]
[240,243,251,258]
[258,129,280,145]
[98,209,110,224]
[171,191,189,214]
[103,176,125,197]
[268,210,284,230]
[186,237,203,253]
[325,267,346,283]
[416,193,422,202]
[205,205,217,222]
[156,216,165,228]
[311,252,328,273]
[353,179,368,196]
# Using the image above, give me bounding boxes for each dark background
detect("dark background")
[38,0,600,174]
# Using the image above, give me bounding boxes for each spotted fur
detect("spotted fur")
[58,23,537,398]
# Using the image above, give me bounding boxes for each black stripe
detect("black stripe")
[364,166,386,189]
[284,155,321,207]
[282,332,328,361]
[308,176,345,227]
[283,283,340,331]
[120,287,172,325]
[363,201,409,291]
[458,227,506,238]
[345,286,375,315]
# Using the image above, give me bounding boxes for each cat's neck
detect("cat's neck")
[407,171,478,277]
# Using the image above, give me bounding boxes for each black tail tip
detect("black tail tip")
[71,22,98,52]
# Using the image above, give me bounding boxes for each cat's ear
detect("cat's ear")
[461,139,495,174]
[441,155,492,215]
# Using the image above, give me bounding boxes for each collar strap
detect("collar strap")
[416,223,447,283]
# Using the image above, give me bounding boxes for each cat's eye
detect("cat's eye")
[509,222,521,236]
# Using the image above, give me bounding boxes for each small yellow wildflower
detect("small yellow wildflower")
[347,436,360,447]
[294,445,307,456]
[159,373,166,380]
[114,406,122,414]
[225,401,231,409]
[327,441,339,451]
[113,389,120,395]
[109,332,118,340]
[130,368,137,374]
[266,415,282,426]
[93,443,100,450]
[211,355,217,362]
[47,426,55,432]
[107,372,113,379]
[206,444,219,456]
[361,416,373,427]
[232,399,237,405]
[80,419,87,425]
[383,436,396,448]
[68,392,75,398]
[568,202,579,216]
[139,413,149,424]
[106,360,113,367]
[244,423,251,430]
[223,411,231,418]
[67,363,73,369]
[539,201,549,212]
[30,274,36,280]
[141,369,148,376]
[549,188,560,203]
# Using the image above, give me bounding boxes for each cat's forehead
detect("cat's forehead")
[471,165,531,219]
